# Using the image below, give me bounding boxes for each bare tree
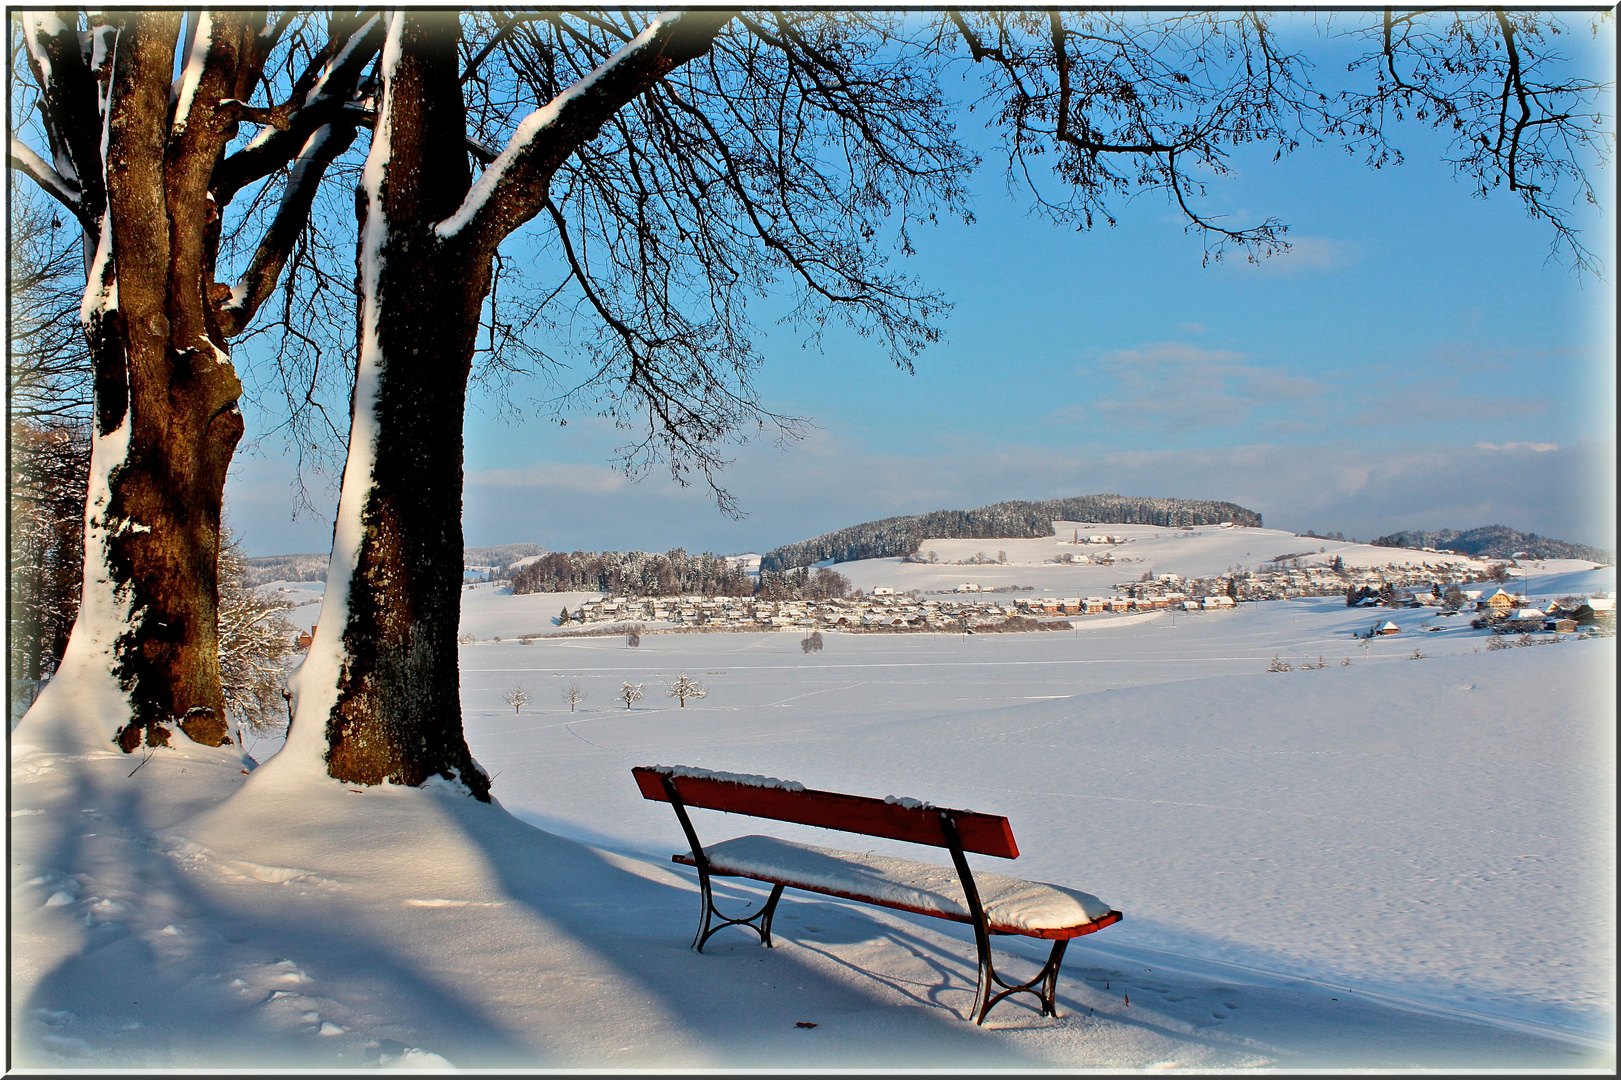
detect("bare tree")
[561,682,586,712]
[503,684,531,714]
[8,193,92,693]
[626,627,642,648]
[216,533,296,739]
[666,673,707,708]
[801,631,824,654]
[10,10,386,750]
[8,420,89,687]
[7,192,91,422]
[619,682,644,710]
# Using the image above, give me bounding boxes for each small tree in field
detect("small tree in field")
[562,683,586,712]
[1267,654,1293,672]
[619,682,645,710]
[801,631,824,654]
[626,627,642,648]
[503,684,531,714]
[666,673,707,708]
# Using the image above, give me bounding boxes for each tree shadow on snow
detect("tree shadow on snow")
[12,754,541,1069]
[432,791,1064,1069]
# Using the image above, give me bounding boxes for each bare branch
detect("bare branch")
[435,10,735,253]
[218,121,362,336]
[8,137,82,215]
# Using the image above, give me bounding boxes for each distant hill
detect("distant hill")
[464,542,547,571]
[1372,525,1614,565]
[247,543,549,585]
[241,552,329,586]
[759,495,1263,572]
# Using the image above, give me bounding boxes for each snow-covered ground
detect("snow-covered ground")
[9,541,1614,1069]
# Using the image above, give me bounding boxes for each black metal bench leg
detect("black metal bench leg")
[970,935,996,1024]
[692,868,716,951]
[1039,938,1070,1017]
[694,878,788,952]
[758,883,785,947]
[971,936,1072,1024]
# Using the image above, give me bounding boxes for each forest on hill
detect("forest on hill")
[759,495,1262,572]
[1372,526,1614,565]
[509,548,851,601]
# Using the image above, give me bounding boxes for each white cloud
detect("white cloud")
[1082,342,1329,433]
[1226,234,1360,277]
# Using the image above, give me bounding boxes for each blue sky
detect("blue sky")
[227,12,1616,558]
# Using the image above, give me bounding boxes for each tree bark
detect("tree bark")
[94,11,246,749]
[296,11,732,796]
[316,13,491,795]
[15,10,380,752]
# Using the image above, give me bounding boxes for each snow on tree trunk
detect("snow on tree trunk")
[270,10,731,798]
[16,12,273,753]
[280,13,491,798]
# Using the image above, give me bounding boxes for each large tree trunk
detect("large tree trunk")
[106,13,246,749]
[292,13,491,797]
[15,10,376,754]
[284,10,731,796]
[100,323,244,751]
[60,12,247,751]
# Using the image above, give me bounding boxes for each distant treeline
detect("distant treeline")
[1373,525,1614,565]
[759,494,1263,572]
[241,553,328,586]
[510,548,851,600]
[464,542,546,569]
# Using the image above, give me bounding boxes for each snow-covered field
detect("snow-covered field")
[9,534,1615,1070]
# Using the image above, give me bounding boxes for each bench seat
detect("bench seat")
[676,834,1118,939]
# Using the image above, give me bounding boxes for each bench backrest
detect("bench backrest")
[633,765,1019,859]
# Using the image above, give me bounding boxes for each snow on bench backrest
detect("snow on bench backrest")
[632,765,1020,859]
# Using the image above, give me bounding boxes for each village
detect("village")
[545,558,1612,636]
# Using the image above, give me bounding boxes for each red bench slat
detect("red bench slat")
[633,766,1019,859]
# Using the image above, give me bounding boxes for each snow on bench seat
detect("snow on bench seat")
[678,834,1115,938]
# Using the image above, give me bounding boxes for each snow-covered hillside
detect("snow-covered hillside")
[837,521,1491,596]
[11,532,1614,1069]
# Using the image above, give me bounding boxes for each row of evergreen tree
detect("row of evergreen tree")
[510,549,855,601]
[759,494,1263,572]
[511,549,755,596]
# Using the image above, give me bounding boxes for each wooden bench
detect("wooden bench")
[632,764,1123,1023]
